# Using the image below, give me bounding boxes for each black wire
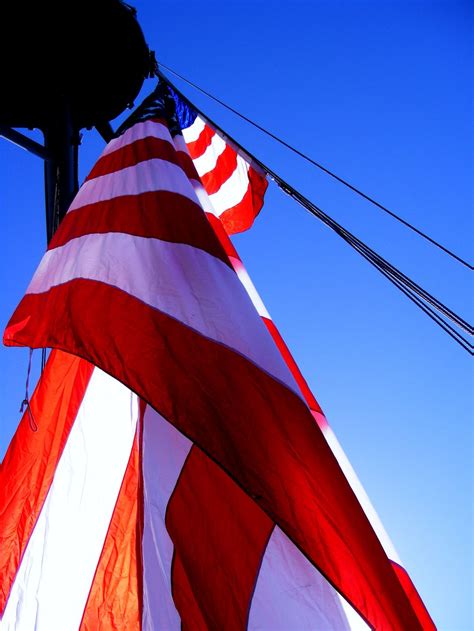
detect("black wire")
[275,180,472,352]
[335,220,473,353]
[360,263,473,354]
[158,69,473,353]
[319,217,473,352]
[285,185,474,354]
[285,185,473,337]
[158,61,473,271]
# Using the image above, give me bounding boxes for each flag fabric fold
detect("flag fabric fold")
[170,83,434,631]
[1,351,363,631]
[1,79,434,630]
[168,86,268,234]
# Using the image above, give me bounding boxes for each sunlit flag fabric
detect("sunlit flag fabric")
[170,85,435,631]
[1,80,434,630]
[170,86,268,234]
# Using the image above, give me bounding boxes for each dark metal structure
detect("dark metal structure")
[0,0,153,240]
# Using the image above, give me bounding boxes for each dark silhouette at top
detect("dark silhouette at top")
[0,0,154,239]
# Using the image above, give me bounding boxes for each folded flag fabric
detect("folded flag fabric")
[1,79,434,630]
[1,350,365,630]
[170,81,434,631]
[170,86,268,235]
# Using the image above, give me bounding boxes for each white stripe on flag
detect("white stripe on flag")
[230,257,271,319]
[249,527,368,630]
[101,120,173,158]
[69,158,201,213]
[189,179,216,215]
[142,406,192,631]
[27,233,298,394]
[182,116,206,143]
[191,132,227,177]
[0,368,138,631]
[208,154,250,212]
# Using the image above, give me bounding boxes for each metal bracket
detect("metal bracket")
[0,126,50,160]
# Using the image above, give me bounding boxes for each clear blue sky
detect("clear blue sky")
[0,1,472,628]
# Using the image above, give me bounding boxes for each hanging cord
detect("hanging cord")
[158,69,473,353]
[19,348,38,431]
[51,166,62,238]
[41,348,47,373]
[157,62,472,271]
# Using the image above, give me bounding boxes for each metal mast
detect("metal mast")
[0,0,153,240]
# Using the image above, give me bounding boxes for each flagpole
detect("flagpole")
[0,1,153,242]
[43,102,79,242]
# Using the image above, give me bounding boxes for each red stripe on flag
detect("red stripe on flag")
[79,431,141,631]
[86,137,197,183]
[262,317,325,422]
[174,149,203,184]
[0,350,94,614]
[205,213,241,259]
[186,126,215,159]
[391,561,436,631]
[166,446,272,630]
[200,144,238,195]
[5,280,427,631]
[218,166,268,234]
[49,192,231,267]
[169,557,207,630]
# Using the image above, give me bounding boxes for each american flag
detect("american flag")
[181,115,267,234]
[1,79,433,631]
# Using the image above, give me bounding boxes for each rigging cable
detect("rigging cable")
[158,61,473,271]
[278,184,473,351]
[157,69,473,354]
[285,187,473,353]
